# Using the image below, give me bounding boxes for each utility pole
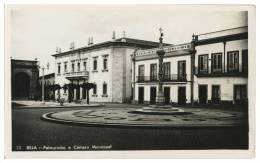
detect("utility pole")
[39,62,49,104]
[42,66,45,104]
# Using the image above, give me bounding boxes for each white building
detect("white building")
[194,26,248,105]
[132,26,248,106]
[132,43,194,105]
[52,36,167,103]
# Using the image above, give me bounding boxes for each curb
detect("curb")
[41,112,248,129]
[13,104,105,109]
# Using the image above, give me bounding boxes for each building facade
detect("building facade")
[132,26,248,106]
[193,26,248,105]
[52,37,169,103]
[132,43,194,105]
[11,59,39,100]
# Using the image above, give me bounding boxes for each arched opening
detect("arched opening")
[12,72,30,100]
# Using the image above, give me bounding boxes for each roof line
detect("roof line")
[11,59,38,62]
[52,37,171,57]
[197,26,248,36]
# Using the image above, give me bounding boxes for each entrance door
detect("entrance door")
[138,87,144,104]
[178,87,186,105]
[212,85,221,104]
[164,87,170,104]
[199,85,208,104]
[234,85,247,104]
[150,87,156,104]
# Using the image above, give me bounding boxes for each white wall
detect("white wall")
[194,39,248,102]
[194,77,247,101]
[54,48,113,102]
[134,54,192,103]
[134,83,191,103]
[125,48,135,101]
[135,55,191,79]
[88,48,112,102]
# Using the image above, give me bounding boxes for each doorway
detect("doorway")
[150,87,156,104]
[212,85,221,104]
[178,86,186,105]
[199,85,208,104]
[234,85,247,104]
[164,87,171,104]
[12,72,30,99]
[138,87,144,104]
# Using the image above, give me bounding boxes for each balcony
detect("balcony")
[64,71,89,80]
[195,67,248,77]
[136,74,187,83]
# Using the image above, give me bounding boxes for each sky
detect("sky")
[8,5,248,74]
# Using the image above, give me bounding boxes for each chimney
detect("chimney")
[88,37,91,46]
[91,37,94,45]
[70,42,75,50]
[112,31,116,40]
[123,31,126,38]
[56,47,62,53]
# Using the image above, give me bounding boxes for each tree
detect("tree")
[80,82,96,104]
[63,83,77,103]
[52,84,62,101]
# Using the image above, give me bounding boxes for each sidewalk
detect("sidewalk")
[12,100,104,108]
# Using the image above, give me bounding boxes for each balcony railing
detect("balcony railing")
[195,67,247,77]
[64,71,89,79]
[137,74,187,82]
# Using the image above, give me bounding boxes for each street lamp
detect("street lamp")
[38,62,50,104]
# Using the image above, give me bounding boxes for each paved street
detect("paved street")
[12,103,248,151]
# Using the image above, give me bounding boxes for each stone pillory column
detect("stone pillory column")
[131,28,191,114]
[155,28,165,106]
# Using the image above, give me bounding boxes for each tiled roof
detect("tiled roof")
[52,37,171,57]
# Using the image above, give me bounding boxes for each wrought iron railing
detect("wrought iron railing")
[195,67,247,77]
[137,74,187,82]
[64,71,89,78]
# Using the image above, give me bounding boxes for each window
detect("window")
[150,64,157,81]
[64,62,67,72]
[211,53,222,73]
[103,82,107,95]
[163,62,171,80]
[242,49,248,73]
[93,58,97,71]
[77,62,80,72]
[103,58,108,70]
[198,54,208,74]
[138,65,145,81]
[227,51,239,73]
[83,61,87,71]
[178,61,186,81]
[58,64,61,74]
[71,63,75,72]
